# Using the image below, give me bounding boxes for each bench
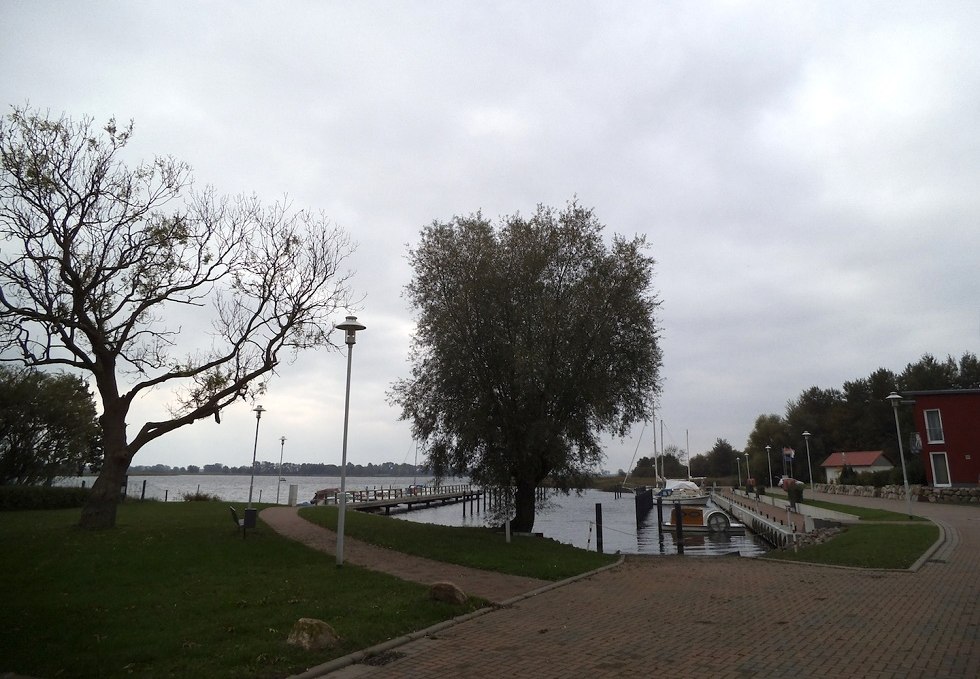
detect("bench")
[230,506,246,538]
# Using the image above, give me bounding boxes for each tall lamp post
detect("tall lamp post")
[744,452,750,484]
[765,445,773,489]
[736,457,742,487]
[886,392,913,519]
[247,404,265,508]
[335,315,366,567]
[803,430,814,491]
[276,436,286,504]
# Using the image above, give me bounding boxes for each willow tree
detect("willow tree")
[0,106,356,528]
[392,202,662,532]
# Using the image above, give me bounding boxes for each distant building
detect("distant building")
[821,450,894,483]
[905,389,980,487]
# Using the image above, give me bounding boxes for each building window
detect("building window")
[924,409,944,443]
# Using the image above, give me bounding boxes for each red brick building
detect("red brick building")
[906,389,980,487]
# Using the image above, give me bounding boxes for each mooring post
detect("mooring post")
[656,497,663,536]
[595,503,603,554]
[141,479,147,500]
[674,501,684,555]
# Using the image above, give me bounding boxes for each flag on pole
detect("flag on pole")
[783,446,795,461]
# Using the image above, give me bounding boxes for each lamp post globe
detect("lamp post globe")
[335,315,366,567]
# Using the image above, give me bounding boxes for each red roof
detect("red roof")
[821,451,890,468]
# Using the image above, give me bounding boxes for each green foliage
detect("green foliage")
[0,484,91,510]
[392,201,663,532]
[0,366,102,485]
[731,352,978,486]
[181,490,221,502]
[0,503,480,679]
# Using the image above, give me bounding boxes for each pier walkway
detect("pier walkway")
[266,491,980,679]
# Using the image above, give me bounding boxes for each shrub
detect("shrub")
[181,490,221,502]
[0,485,91,511]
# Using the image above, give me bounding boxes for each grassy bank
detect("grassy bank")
[763,522,939,569]
[299,506,617,580]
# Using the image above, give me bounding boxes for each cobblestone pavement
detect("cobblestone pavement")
[266,494,980,679]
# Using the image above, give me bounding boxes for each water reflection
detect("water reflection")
[392,488,770,557]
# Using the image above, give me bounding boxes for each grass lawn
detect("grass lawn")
[763,522,939,569]
[299,505,618,581]
[0,502,485,679]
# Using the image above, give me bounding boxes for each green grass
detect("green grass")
[0,502,484,679]
[763,522,940,569]
[299,506,618,580]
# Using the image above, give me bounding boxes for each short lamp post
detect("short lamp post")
[335,315,366,567]
[765,445,773,489]
[886,392,913,519]
[247,404,265,508]
[803,430,814,491]
[276,436,286,504]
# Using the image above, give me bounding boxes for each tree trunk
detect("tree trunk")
[511,480,537,533]
[78,408,131,530]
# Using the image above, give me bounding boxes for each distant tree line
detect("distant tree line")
[127,461,426,477]
[689,352,979,484]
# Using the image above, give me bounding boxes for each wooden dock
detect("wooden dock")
[318,484,485,515]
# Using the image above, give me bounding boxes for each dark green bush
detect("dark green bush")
[0,485,91,511]
[181,490,221,502]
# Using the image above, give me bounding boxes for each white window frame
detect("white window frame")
[930,452,951,488]
[924,409,945,444]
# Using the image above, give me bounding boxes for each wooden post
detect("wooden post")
[595,503,603,554]
[674,501,684,554]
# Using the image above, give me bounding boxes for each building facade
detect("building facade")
[906,389,980,487]
[820,450,894,483]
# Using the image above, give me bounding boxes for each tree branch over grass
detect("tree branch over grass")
[0,105,357,528]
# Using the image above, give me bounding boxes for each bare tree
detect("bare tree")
[0,106,356,528]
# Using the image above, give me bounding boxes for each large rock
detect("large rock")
[287,618,339,651]
[429,581,467,605]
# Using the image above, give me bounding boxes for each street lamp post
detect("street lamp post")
[744,452,750,485]
[886,392,913,519]
[765,445,773,489]
[276,436,286,504]
[736,457,742,487]
[335,315,366,567]
[803,430,814,491]
[247,404,265,508]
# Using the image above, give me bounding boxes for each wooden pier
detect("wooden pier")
[317,484,486,515]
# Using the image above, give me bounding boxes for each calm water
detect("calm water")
[389,488,770,557]
[61,474,769,557]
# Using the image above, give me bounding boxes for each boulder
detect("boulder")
[287,618,339,651]
[429,581,467,605]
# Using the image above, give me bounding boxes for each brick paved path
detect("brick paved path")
[268,494,980,679]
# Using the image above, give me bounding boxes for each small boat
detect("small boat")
[655,479,710,506]
[664,504,744,534]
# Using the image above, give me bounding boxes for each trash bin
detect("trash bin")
[244,508,258,529]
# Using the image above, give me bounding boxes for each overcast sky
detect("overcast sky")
[2,1,978,474]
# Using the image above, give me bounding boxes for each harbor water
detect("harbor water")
[61,475,769,557]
